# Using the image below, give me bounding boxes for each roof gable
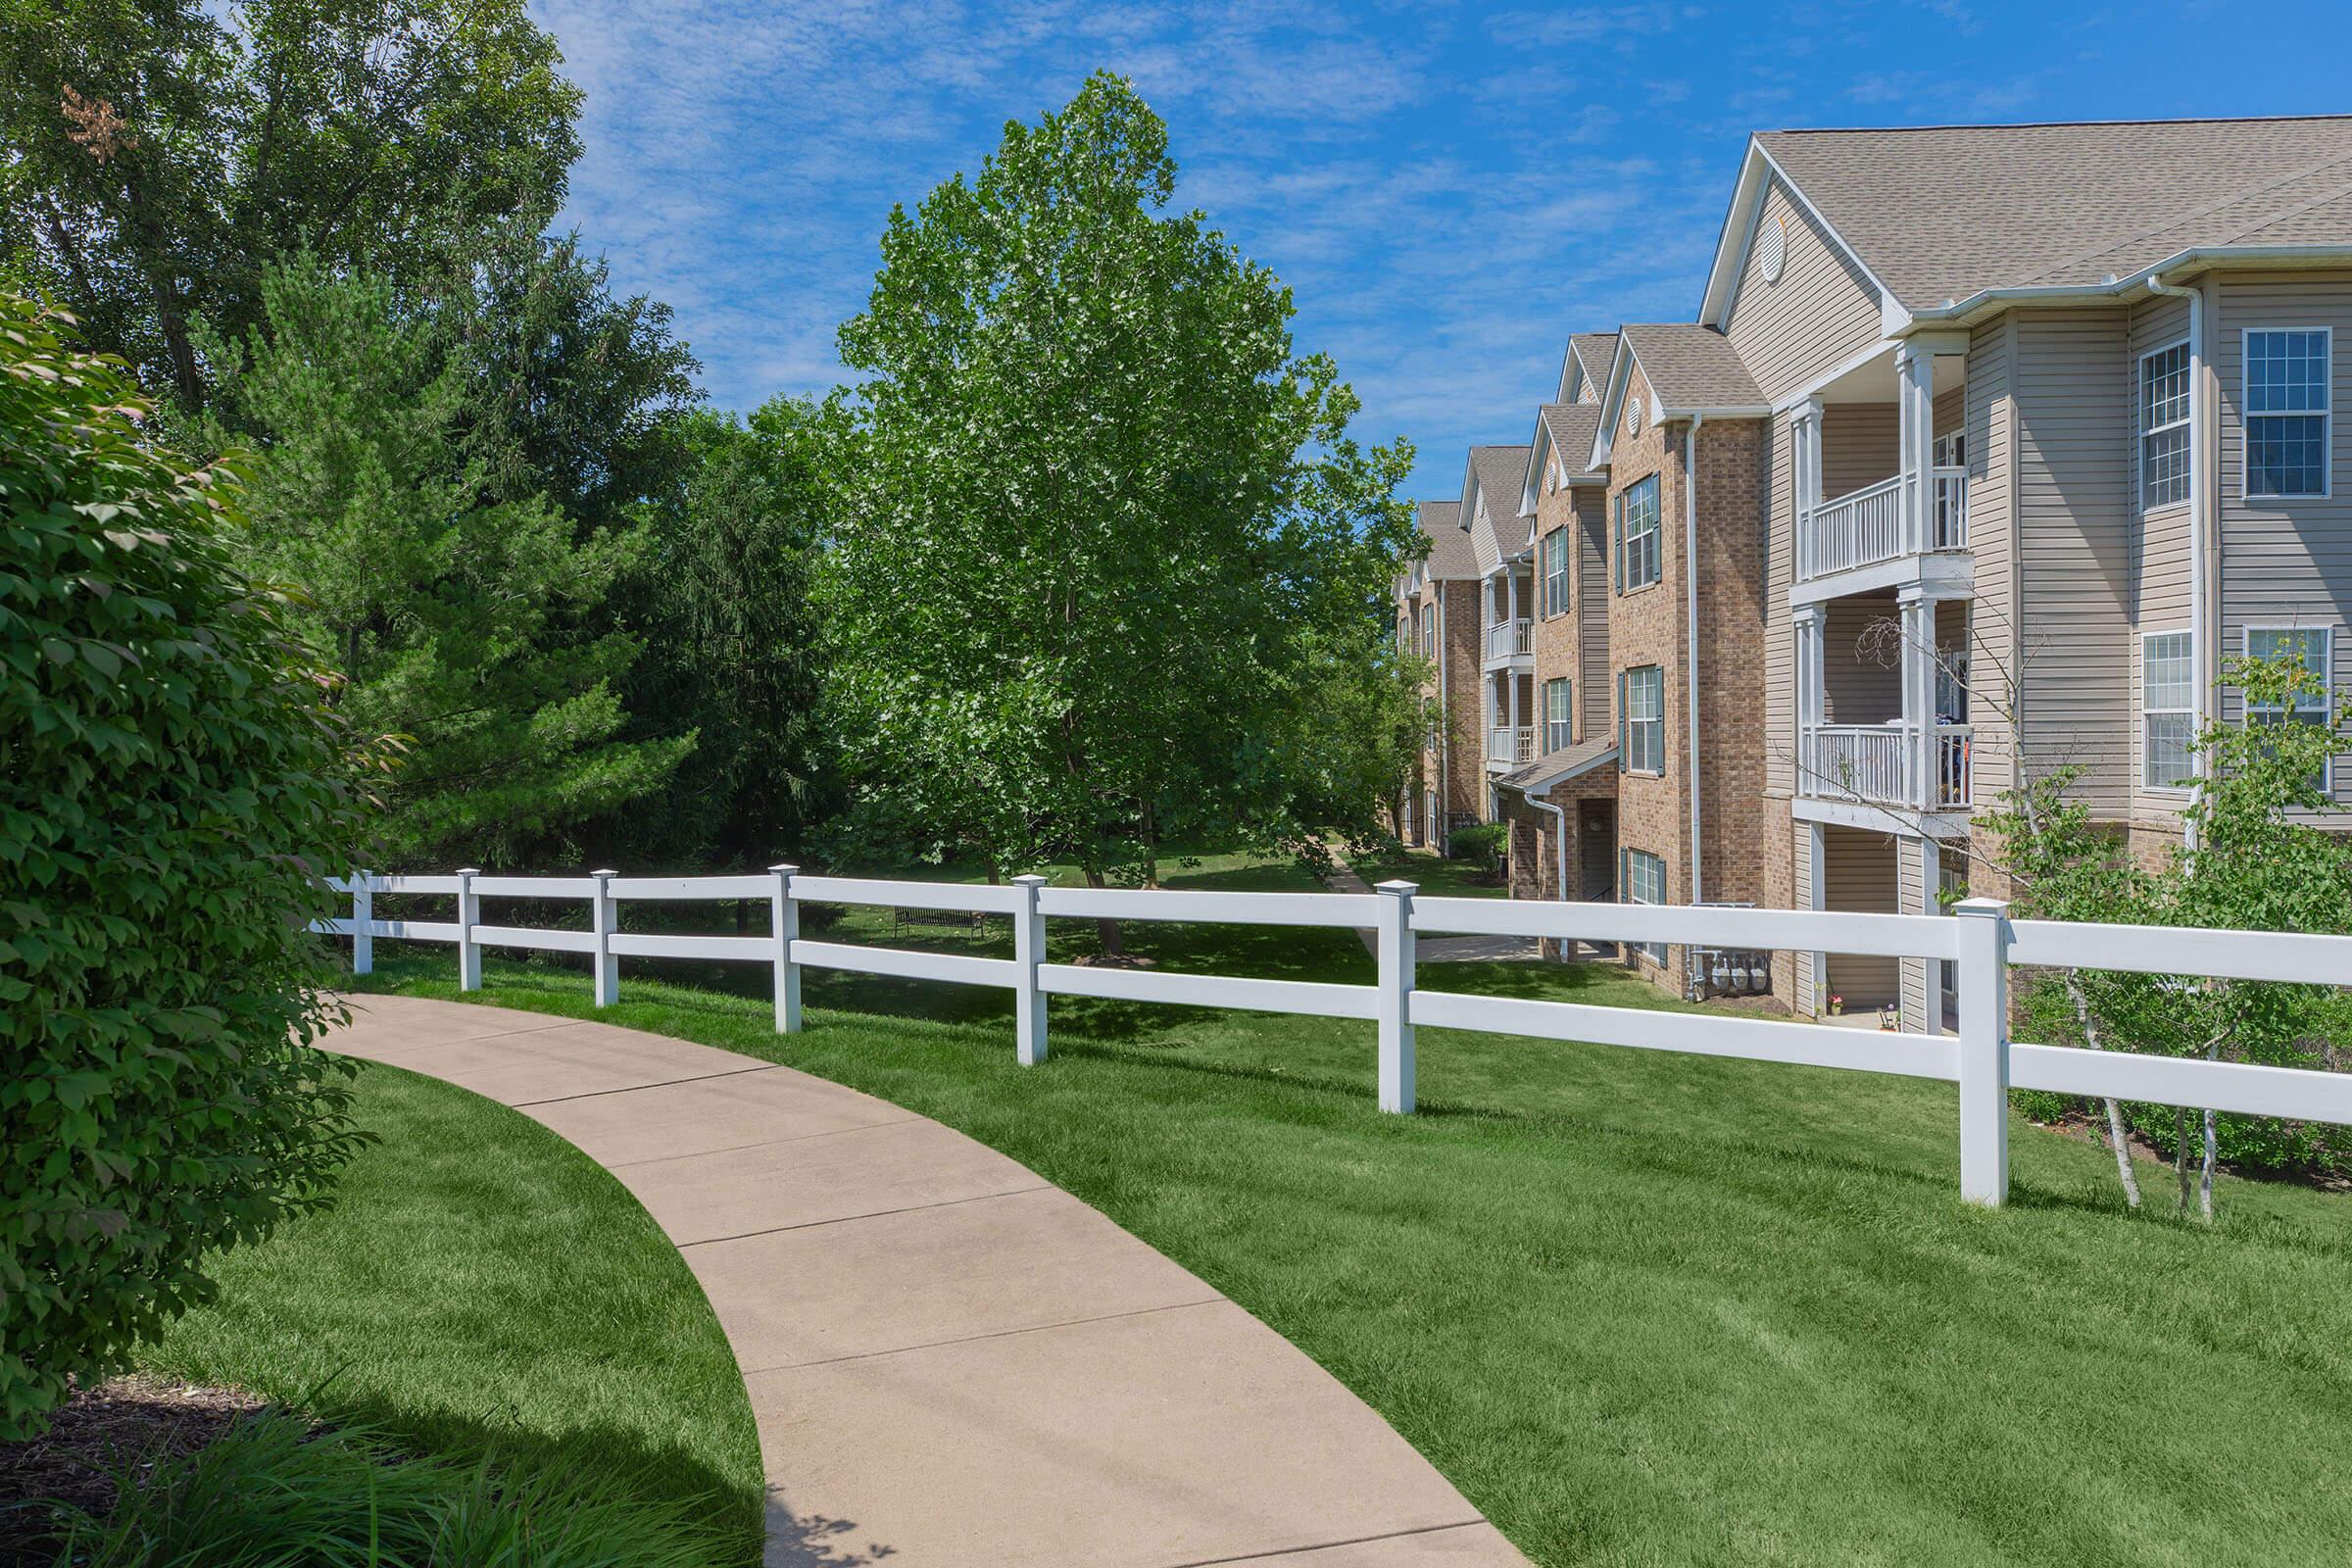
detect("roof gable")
[1521,404,1606,514]
[1458,445,1534,573]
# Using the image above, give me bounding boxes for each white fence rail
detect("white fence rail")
[314,868,2352,1208]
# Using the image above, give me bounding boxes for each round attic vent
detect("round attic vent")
[1626,396,1643,436]
[1758,214,1787,284]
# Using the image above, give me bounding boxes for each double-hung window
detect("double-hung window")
[1419,604,1435,658]
[2142,631,2195,789]
[1541,526,1571,616]
[2246,626,2336,793]
[2244,329,2330,498]
[2139,341,2190,510]
[1615,475,1661,591]
[1544,677,1573,754]
[1620,664,1664,774]
[1621,848,1667,963]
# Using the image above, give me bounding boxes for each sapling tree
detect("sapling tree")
[822,74,1415,948]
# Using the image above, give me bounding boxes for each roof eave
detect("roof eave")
[1903,243,2352,330]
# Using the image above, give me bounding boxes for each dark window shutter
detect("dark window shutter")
[1616,671,1627,769]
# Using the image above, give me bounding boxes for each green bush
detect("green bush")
[0,295,372,1437]
[34,1409,737,1567]
[1447,821,1505,873]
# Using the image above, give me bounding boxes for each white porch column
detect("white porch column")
[1803,818,1827,1014]
[1899,589,1937,809]
[1793,398,1823,579]
[1894,341,1935,556]
[1793,602,1826,788]
[1505,568,1518,628]
[1507,670,1521,756]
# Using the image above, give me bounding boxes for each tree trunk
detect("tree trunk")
[1083,865,1123,957]
[2174,1106,2192,1214]
[2200,1108,2218,1222]
[2058,971,2142,1208]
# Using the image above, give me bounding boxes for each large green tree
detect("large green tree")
[823,74,1415,925]
[199,259,687,864]
[609,399,833,870]
[0,0,579,410]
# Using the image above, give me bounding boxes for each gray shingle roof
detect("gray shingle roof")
[1620,323,1764,412]
[1756,117,2352,309]
[1463,444,1533,573]
[1537,404,1605,480]
[1567,334,1618,400]
[1499,732,1617,793]
[1414,500,1477,580]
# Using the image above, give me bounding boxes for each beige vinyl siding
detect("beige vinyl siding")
[1820,402,1897,498]
[2213,271,2352,804]
[1821,594,1900,723]
[1965,316,2018,800]
[1821,826,1897,1006]
[2015,309,2133,813]
[1722,178,1885,404]
[1897,842,1931,1035]
[1791,821,1815,1009]
[1764,411,1795,795]
[2128,292,2196,818]
[1576,488,1611,736]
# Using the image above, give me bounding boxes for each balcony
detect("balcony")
[1489,725,1536,767]
[1485,617,1533,662]
[1797,468,1968,583]
[1798,723,1972,812]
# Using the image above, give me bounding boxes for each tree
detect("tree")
[1,0,580,410]
[823,74,1415,939]
[2,292,371,1434]
[198,259,687,864]
[609,399,833,869]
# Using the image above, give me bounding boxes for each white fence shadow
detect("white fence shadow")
[314,867,2352,1208]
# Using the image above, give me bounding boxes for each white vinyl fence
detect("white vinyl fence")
[314,867,2352,1209]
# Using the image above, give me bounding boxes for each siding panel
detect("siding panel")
[1723,178,1885,404]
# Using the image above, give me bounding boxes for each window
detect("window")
[2142,631,2195,789]
[1620,664,1664,774]
[1541,526,1571,616]
[2139,341,2190,510]
[2246,626,2336,793]
[1544,677,1573,754]
[1622,848,1668,963]
[2244,329,2330,498]
[1419,604,1435,658]
[1614,474,1661,591]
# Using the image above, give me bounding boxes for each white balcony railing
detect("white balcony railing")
[1800,722,1974,810]
[1797,468,1970,581]
[1485,617,1533,661]
[1490,724,1536,764]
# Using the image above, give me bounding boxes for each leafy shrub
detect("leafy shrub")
[35,1410,738,1568]
[1447,822,1506,874]
[0,295,372,1436]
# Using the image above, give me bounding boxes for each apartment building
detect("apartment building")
[1394,115,2352,1030]
[1395,500,1482,851]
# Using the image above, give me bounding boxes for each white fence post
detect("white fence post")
[1013,873,1050,1065]
[1954,896,2011,1206]
[591,868,618,1006]
[351,869,372,976]
[455,867,482,991]
[770,863,801,1033]
[1375,879,1417,1113]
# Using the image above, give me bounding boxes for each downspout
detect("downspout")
[1530,785,1570,960]
[1684,414,1706,905]
[1436,588,1450,853]
[2146,272,2205,850]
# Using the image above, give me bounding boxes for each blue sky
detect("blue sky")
[534,0,2351,500]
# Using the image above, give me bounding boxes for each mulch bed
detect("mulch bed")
[0,1374,267,1551]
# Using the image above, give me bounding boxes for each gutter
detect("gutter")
[1903,244,2352,330]
[1684,413,1705,907]
[2146,270,2207,850]
[1529,786,1571,958]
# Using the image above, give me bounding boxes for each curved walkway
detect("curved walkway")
[326,994,1530,1568]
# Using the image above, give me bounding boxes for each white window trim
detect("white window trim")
[1618,474,1662,593]
[2139,628,2195,795]
[1623,848,1668,963]
[1625,664,1665,776]
[1544,676,1574,754]
[1542,527,1570,618]
[2240,325,2332,502]
[2243,623,2339,796]
[2137,336,2190,514]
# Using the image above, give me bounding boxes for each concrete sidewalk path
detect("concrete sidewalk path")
[326,993,1531,1568]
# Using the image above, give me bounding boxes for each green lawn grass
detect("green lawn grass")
[351,848,2352,1567]
[133,1064,763,1565]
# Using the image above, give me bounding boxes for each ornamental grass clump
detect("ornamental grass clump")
[1,292,377,1436]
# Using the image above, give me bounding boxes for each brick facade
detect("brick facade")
[1395,574,1486,847]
